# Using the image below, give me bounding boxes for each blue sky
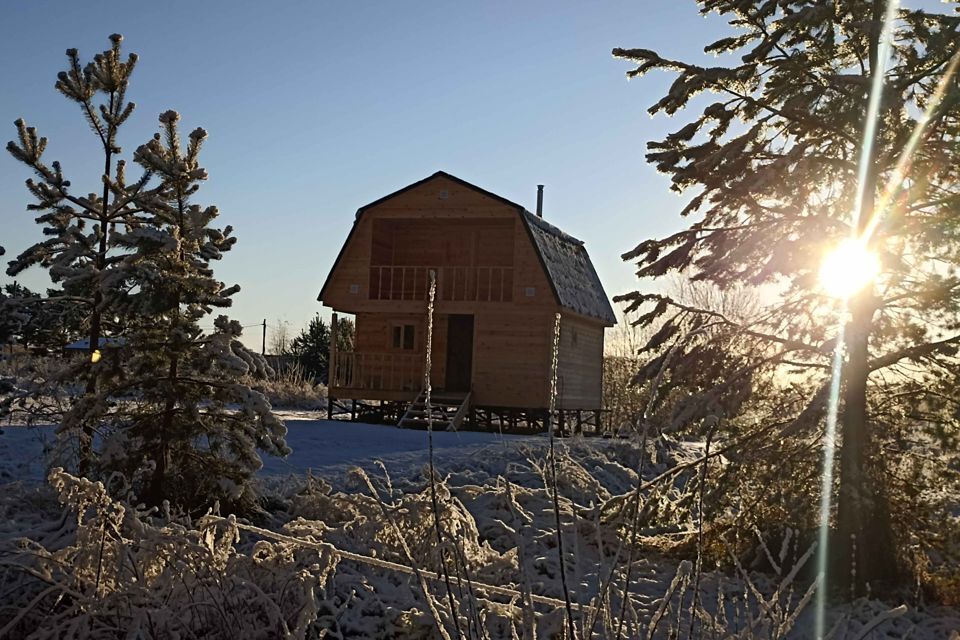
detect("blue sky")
[0,0,940,349]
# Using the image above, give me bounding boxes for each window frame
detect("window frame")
[391,323,417,351]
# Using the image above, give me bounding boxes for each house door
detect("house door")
[445,315,474,392]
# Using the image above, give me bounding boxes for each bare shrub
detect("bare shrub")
[603,308,650,433]
[0,468,339,639]
[0,445,948,638]
[246,361,327,410]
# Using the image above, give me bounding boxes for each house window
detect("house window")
[392,324,416,350]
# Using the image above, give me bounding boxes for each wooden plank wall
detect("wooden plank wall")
[472,309,552,408]
[371,218,514,267]
[322,174,556,314]
[322,174,607,410]
[350,308,555,408]
[354,311,446,387]
[556,313,605,409]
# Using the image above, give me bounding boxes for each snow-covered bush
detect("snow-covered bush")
[1,439,957,638]
[0,468,337,639]
[246,362,327,410]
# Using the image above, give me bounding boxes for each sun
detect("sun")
[819,238,881,299]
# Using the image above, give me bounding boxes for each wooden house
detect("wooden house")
[318,171,615,431]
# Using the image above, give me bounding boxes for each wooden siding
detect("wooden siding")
[321,174,557,314]
[354,312,447,388]
[371,218,514,267]
[556,313,605,409]
[353,311,445,386]
[333,308,556,408]
[321,173,607,410]
[472,309,553,408]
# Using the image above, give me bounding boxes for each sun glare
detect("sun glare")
[819,239,880,299]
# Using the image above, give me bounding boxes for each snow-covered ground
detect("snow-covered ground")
[0,414,540,483]
[0,421,54,482]
[264,412,540,480]
[2,415,959,638]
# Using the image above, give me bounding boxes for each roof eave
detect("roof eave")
[317,212,362,302]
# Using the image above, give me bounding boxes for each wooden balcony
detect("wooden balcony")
[330,351,422,394]
[368,265,514,302]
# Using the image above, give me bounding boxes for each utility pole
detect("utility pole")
[261,319,266,356]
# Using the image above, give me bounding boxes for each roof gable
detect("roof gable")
[355,170,524,217]
[319,171,616,325]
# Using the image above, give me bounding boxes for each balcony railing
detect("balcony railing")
[331,351,422,392]
[368,265,514,302]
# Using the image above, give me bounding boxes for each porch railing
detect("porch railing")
[331,351,422,392]
[368,265,514,302]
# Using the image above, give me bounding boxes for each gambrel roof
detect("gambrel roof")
[318,171,616,325]
[521,210,616,325]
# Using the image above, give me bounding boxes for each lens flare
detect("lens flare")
[816,1,899,635]
[819,239,881,300]
[862,48,960,244]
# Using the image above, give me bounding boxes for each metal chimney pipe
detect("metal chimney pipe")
[536,185,544,218]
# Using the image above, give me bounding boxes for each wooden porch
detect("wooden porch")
[329,350,423,400]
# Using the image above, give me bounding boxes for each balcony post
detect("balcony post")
[329,312,339,388]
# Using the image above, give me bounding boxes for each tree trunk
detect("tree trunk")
[148,192,186,505]
[835,290,897,592]
[833,0,898,592]
[79,96,115,477]
[148,354,177,505]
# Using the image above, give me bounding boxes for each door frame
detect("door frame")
[444,314,475,392]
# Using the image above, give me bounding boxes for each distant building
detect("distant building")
[63,337,127,363]
[63,337,127,352]
[319,171,615,432]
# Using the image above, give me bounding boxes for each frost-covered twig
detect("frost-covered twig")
[848,604,908,640]
[687,416,719,640]
[547,312,577,639]
[423,271,464,639]
[503,477,537,640]
[356,468,454,640]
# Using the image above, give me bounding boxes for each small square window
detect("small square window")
[392,324,416,350]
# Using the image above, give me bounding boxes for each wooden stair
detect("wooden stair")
[398,390,471,431]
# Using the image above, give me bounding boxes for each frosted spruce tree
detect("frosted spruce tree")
[614,0,960,595]
[99,110,289,510]
[5,35,146,473]
[5,35,288,510]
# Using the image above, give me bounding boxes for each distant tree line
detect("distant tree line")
[271,314,354,383]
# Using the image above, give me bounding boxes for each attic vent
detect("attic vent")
[525,286,536,297]
[439,189,449,199]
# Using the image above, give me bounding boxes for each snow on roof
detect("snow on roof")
[521,209,617,325]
